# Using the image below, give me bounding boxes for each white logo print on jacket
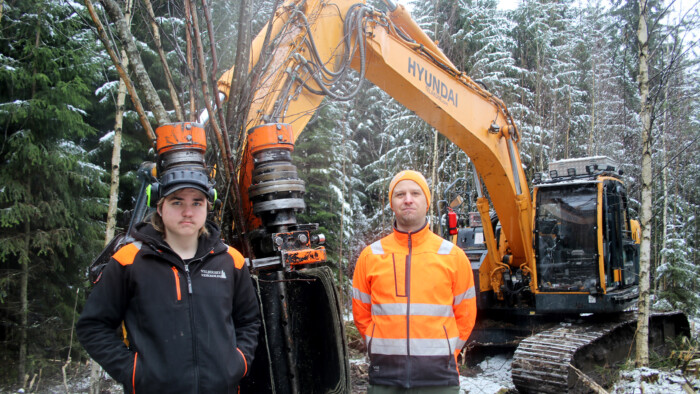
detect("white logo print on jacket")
[201,269,227,279]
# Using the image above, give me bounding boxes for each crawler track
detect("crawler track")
[511,312,689,393]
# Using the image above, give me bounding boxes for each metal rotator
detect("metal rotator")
[246,123,326,270]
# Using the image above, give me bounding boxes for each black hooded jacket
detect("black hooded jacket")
[77,221,261,393]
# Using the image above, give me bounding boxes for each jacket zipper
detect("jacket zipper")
[184,261,199,393]
[405,231,412,386]
[184,263,193,295]
[182,250,213,393]
[157,246,216,393]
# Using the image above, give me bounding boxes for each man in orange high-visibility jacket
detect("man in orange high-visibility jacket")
[352,170,477,393]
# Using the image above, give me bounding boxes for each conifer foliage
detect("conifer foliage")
[0,0,697,387]
[0,0,107,384]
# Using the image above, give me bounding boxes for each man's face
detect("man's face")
[391,180,428,232]
[158,188,208,240]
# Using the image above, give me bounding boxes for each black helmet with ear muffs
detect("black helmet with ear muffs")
[146,122,219,209]
[146,168,217,208]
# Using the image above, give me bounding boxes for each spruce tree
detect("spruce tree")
[0,0,107,384]
[293,104,352,263]
[508,0,578,175]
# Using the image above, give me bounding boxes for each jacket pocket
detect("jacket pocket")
[366,322,376,359]
[443,325,453,369]
[128,351,166,393]
[236,347,248,377]
[224,346,246,388]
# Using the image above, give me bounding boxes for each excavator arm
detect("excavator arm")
[218,0,534,279]
[208,3,693,393]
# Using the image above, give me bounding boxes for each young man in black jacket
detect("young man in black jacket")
[77,174,261,393]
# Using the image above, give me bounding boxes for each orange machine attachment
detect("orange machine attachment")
[153,122,208,180]
[248,123,294,155]
[245,123,327,271]
[155,122,207,154]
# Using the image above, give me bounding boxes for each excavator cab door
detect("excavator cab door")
[602,180,639,289]
[533,182,599,294]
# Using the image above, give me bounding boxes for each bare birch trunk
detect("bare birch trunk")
[184,0,197,121]
[88,72,127,394]
[589,60,597,156]
[85,0,155,140]
[338,128,347,312]
[223,0,251,133]
[635,0,651,367]
[200,0,227,133]
[536,45,543,171]
[100,0,169,125]
[104,74,126,243]
[565,88,571,159]
[62,288,80,393]
[90,0,133,389]
[188,0,230,180]
[658,81,669,293]
[143,0,183,121]
[222,0,267,254]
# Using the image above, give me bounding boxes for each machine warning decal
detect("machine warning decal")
[408,57,459,108]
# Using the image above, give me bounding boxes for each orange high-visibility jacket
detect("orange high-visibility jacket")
[352,222,477,388]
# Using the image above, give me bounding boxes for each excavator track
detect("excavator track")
[511,312,689,393]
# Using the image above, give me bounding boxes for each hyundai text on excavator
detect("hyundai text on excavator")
[142,0,688,392]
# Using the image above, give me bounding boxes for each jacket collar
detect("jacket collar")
[391,219,431,247]
[132,220,226,260]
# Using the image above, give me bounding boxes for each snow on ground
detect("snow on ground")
[610,367,700,393]
[460,354,514,393]
[456,353,700,394]
[7,313,700,393]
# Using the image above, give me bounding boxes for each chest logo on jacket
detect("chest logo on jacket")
[201,269,227,279]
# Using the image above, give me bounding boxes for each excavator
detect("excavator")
[126,0,688,392]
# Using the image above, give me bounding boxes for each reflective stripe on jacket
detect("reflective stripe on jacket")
[352,222,477,388]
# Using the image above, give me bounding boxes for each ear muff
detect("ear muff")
[206,187,219,211]
[146,183,160,208]
[149,169,216,209]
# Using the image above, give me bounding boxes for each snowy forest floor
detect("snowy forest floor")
[353,352,700,394]
[2,350,698,394]
[1,317,698,394]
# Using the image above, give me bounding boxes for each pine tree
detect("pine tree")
[0,0,107,384]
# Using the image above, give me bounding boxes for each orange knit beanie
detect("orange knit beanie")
[388,170,431,210]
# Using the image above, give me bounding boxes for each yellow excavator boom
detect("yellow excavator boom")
[217,0,534,277]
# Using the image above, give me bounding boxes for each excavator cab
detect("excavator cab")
[534,183,599,293]
[531,157,639,313]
